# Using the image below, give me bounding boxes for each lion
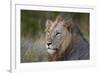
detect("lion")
[45,15,89,61]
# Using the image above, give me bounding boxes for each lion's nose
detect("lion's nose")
[47,42,52,46]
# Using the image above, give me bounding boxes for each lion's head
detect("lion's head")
[45,15,73,61]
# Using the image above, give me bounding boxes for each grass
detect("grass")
[21,36,48,63]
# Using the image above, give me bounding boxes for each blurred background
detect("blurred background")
[21,10,89,63]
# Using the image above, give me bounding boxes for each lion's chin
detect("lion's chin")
[48,49,56,54]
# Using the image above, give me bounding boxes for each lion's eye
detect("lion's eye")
[56,32,61,36]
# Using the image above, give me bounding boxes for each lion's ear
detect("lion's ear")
[64,18,73,26]
[64,18,73,31]
[46,19,53,28]
[45,19,53,32]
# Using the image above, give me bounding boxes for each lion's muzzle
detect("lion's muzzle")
[46,42,58,54]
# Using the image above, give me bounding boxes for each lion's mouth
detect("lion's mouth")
[48,48,58,54]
